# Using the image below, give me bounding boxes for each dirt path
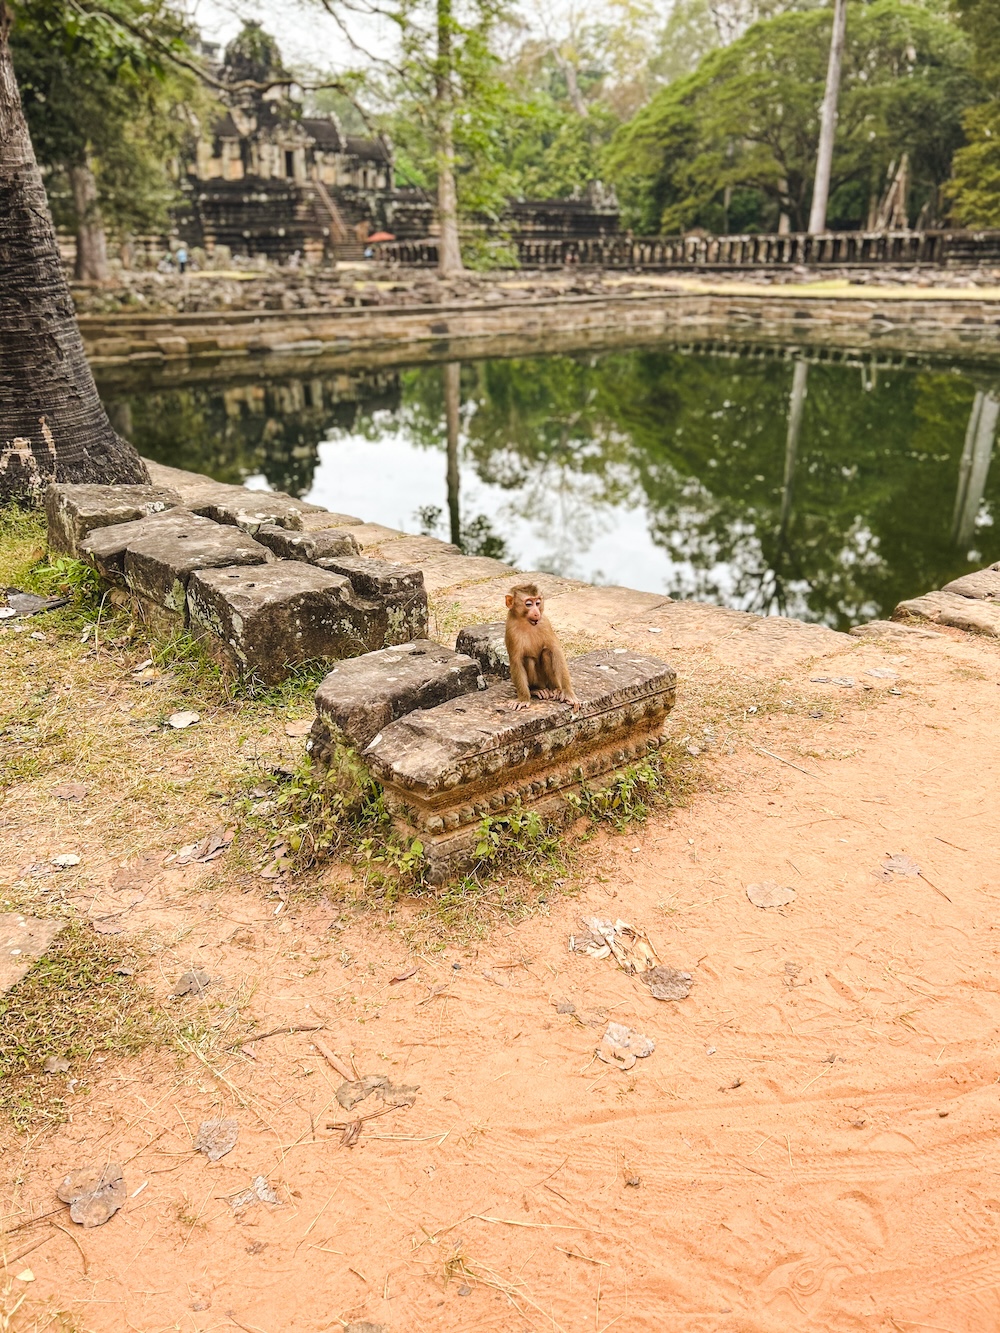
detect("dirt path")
[3,598,1000,1331]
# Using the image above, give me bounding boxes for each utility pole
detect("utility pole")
[808,0,848,235]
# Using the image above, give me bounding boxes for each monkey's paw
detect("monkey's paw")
[505,699,531,711]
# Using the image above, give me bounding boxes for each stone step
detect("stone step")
[188,562,386,687]
[311,640,484,754]
[47,483,181,556]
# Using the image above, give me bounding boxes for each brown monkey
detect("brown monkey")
[504,584,579,711]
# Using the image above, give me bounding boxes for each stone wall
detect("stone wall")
[78,286,1000,374]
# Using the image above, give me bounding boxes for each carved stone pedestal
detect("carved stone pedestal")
[362,650,677,884]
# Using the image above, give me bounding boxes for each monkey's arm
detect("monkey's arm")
[507,649,533,710]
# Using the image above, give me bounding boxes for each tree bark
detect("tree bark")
[0,7,146,504]
[444,360,461,547]
[69,160,110,283]
[435,0,464,276]
[808,0,847,235]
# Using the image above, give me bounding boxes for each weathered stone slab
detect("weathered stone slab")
[364,650,677,883]
[255,524,360,563]
[142,459,322,531]
[124,517,268,615]
[418,555,516,594]
[310,640,483,754]
[188,562,383,686]
[364,534,461,564]
[299,509,365,530]
[941,568,1000,600]
[849,619,944,640]
[0,913,64,996]
[47,483,181,555]
[894,589,1000,637]
[455,621,509,676]
[316,555,428,642]
[80,508,203,584]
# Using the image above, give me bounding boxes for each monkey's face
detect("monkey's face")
[520,595,543,624]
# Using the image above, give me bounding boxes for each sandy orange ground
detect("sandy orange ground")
[3,621,1000,1333]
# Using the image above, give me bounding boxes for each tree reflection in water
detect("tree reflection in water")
[98,342,1000,629]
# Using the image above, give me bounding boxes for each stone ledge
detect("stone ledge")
[941,569,1000,600]
[255,524,360,563]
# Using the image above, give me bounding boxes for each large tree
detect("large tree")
[10,0,201,281]
[605,0,978,234]
[0,0,148,503]
[948,0,1000,223]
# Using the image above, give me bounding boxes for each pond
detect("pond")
[96,340,1000,630]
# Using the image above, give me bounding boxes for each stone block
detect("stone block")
[46,483,181,556]
[123,516,268,615]
[188,562,386,686]
[255,524,360,563]
[455,621,509,677]
[941,568,1000,600]
[316,555,428,642]
[310,640,484,754]
[894,589,1000,637]
[80,508,202,584]
[364,649,677,883]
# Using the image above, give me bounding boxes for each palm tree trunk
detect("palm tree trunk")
[69,160,110,283]
[0,6,146,503]
[435,0,464,277]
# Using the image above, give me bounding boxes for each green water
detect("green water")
[96,341,1000,629]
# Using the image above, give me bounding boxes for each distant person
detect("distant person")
[175,244,188,275]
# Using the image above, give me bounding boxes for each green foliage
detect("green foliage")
[33,554,102,605]
[569,754,666,827]
[473,804,565,874]
[10,0,211,241]
[606,0,979,232]
[949,0,1000,222]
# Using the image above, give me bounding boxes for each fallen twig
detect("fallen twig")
[312,1038,354,1081]
[229,1023,325,1050]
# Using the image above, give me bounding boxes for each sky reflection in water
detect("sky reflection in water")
[99,342,1000,630]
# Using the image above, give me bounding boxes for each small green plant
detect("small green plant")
[473,804,565,875]
[33,555,101,605]
[569,748,698,830]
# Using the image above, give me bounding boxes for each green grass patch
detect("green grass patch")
[0,916,166,1130]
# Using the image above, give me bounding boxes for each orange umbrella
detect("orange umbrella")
[366,231,396,242]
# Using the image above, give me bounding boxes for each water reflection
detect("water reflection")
[97,342,1000,629]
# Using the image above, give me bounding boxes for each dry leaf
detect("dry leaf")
[746,881,796,909]
[57,1163,126,1227]
[195,1118,239,1162]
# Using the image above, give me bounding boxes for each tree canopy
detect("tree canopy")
[605,0,978,233]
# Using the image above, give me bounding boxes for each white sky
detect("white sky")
[185,0,596,77]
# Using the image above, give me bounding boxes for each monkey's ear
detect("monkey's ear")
[505,595,514,608]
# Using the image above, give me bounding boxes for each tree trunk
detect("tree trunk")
[0,10,146,505]
[70,160,110,283]
[808,0,847,235]
[952,390,998,547]
[435,0,464,277]
[779,360,808,538]
[444,361,461,547]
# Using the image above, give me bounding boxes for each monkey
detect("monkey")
[503,583,579,711]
